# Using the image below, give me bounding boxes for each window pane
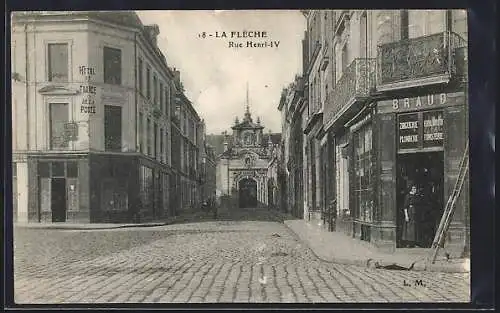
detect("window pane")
[104,105,122,151]
[138,58,143,93]
[52,162,65,177]
[50,103,69,149]
[103,47,122,85]
[153,75,157,105]
[67,161,78,177]
[38,162,50,177]
[48,43,68,82]
[146,67,151,99]
[139,112,144,153]
[147,118,152,156]
[427,10,446,35]
[159,127,164,160]
[160,82,164,113]
[154,123,158,159]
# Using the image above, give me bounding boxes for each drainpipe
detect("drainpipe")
[133,31,138,219]
[24,24,29,151]
[134,31,138,152]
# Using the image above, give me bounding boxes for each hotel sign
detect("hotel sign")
[377,92,465,114]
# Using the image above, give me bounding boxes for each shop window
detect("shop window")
[66,161,78,178]
[353,124,374,222]
[101,179,128,211]
[104,105,122,151]
[47,43,68,82]
[49,103,69,150]
[103,47,122,85]
[51,162,65,177]
[38,162,50,177]
[67,178,79,211]
[139,166,153,210]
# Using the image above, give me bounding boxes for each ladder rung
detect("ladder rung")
[429,142,469,264]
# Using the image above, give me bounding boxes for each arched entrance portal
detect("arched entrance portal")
[239,178,257,208]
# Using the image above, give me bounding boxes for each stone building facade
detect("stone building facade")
[215,93,281,209]
[11,11,205,223]
[282,10,468,256]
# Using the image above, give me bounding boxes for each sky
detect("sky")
[136,10,306,135]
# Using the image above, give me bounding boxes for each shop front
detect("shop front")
[25,152,171,224]
[372,91,468,254]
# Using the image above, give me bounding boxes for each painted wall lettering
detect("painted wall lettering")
[79,65,97,114]
[398,113,420,149]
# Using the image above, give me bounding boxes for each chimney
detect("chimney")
[144,24,160,46]
[223,131,228,152]
[172,67,181,86]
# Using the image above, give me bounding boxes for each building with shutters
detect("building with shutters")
[283,10,469,256]
[11,11,204,223]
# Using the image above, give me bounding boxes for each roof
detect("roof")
[231,119,264,130]
[206,134,226,157]
[207,132,282,159]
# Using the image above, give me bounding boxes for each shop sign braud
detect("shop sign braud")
[377,92,464,114]
[392,93,447,111]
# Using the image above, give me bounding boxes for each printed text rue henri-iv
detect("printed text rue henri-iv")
[198,31,280,49]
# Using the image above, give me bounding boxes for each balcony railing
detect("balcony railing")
[325,58,376,125]
[378,31,467,87]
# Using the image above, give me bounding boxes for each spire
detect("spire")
[244,82,252,122]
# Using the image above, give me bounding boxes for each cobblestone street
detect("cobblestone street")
[13,208,470,304]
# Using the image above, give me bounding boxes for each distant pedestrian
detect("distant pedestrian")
[402,185,420,248]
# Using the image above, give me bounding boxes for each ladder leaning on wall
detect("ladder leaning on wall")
[428,140,469,265]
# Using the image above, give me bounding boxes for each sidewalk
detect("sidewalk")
[14,210,214,230]
[284,219,470,273]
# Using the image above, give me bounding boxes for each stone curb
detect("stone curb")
[283,220,469,274]
[13,212,214,230]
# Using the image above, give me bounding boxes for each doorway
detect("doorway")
[239,178,257,208]
[51,178,67,222]
[396,151,444,248]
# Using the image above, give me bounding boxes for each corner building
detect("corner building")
[302,10,468,256]
[11,11,200,223]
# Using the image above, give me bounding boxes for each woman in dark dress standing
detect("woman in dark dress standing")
[402,185,419,248]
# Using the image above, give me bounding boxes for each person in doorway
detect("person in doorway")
[402,185,421,248]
